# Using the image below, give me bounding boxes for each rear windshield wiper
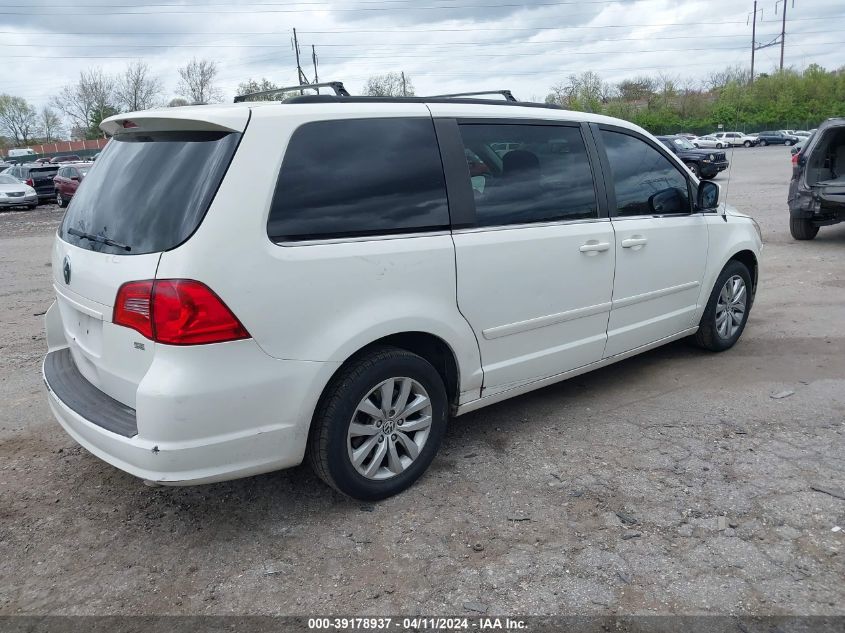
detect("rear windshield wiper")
[67,227,131,252]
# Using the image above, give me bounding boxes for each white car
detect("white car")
[43,94,762,499]
[713,132,758,148]
[692,135,723,149]
[0,173,38,209]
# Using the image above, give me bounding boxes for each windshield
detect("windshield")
[77,165,91,176]
[0,175,20,185]
[59,130,240,255]
[672,137,696,150]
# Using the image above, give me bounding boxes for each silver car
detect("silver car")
[692,135,722,149]
[0,173,38,209]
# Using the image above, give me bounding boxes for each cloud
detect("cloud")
[0,0,843,110]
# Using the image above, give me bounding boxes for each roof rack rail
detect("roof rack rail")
[234,81,350,103]
[425,90,518,102]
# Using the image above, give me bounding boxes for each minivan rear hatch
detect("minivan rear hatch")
[29,165,59,197]
[51,108,248,408]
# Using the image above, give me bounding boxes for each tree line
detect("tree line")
[3,60,842,149]
[545,64,845,134]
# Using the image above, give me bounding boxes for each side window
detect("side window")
[600,130,691,217]
[457,123,598,227]
[268,118,449,241]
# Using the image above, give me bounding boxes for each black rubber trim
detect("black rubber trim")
[44,348,138,438]
[432,117,476,228]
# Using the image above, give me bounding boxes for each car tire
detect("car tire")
[693,260,752,352]
[759,139,768,146]
[26,204,36,210]
[693,143,700,148]
[685,162,700,178]
[786,140,794,146]
[789,217,819,240]
[743,140,752,148]
[56,192,65,208]
[716,143,724,149]
[308,345,448,501]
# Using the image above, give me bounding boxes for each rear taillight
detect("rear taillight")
[113,280,250,345]
[25,178,34,186]
[791,152,799,165]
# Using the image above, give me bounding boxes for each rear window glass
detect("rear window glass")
[59,130,239,255]
[267,118,449,241]
[31,166,58,177]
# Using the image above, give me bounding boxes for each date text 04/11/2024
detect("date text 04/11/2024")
[307,617,528,630]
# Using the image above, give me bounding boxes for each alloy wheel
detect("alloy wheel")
[347,377,433,480]
[715,275,747,339]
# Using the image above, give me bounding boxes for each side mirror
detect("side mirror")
[648,187,685,214]
[697,180,720,211]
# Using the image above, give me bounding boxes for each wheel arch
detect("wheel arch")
[321,331,463,411]
[728,249,759,305]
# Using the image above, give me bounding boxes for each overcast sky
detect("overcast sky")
[2,0,844,109]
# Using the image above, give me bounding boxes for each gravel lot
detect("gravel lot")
[1,146,843,617]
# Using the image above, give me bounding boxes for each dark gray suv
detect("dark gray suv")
[788,118,845,240]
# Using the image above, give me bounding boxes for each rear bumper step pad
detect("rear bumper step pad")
[44,348,138,438]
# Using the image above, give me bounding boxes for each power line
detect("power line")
[0,30,836,48]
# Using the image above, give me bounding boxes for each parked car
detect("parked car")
[43,97,761,500]
[756,131,800,146]
[0,160,11,172]
[793,130,811,138]
[53,163,92,207]
[6,148,36,159]
[0,173,38,210]
[34,157,52,164]
[49,154,82,164]
[790,131,816,157]
[692,135,724,149]
[656,135,729,179]
[713,132,758,148]
[4,163,58,202]
[788,117,845,239]
[676,132,697,140]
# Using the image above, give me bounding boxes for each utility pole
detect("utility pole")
[292,28,309,94]
[401,71,407,97]
[777,0,788,71]
[312,45,319,94]
[749,1,759,82]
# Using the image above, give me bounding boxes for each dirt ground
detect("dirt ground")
[1,146,843,617]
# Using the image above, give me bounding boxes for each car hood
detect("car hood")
[681,148,723,158]
[723,203,749,219]
[0,182,35,194]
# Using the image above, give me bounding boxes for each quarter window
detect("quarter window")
[457,123,598,227]
[600,130,691,217]
[268,118,449,241]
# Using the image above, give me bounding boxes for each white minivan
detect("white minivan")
[43,91,762,500]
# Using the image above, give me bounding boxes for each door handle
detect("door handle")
[579,241,610,254]
[621,237,648,249]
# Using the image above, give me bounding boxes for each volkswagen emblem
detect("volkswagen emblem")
[62,256,71,285]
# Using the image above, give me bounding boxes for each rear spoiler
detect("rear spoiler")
[101,107,250,136]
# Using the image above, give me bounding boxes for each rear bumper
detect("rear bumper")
[43,339,338,486]
[0,195,37,207]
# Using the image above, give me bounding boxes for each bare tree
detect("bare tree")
[362,72,414,97]
[177,58,223,104]
[546,72,609,112]
[39,105,63,142]
[115,61,163,112]
[52,67,117,139]
[0,94,39,146]
[236,78,281,101]
[617,76,657,102]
